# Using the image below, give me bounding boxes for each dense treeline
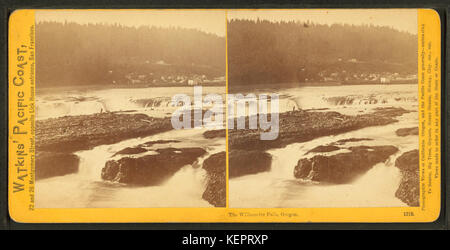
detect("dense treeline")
[228,19,417,86]
[36,21,225,86]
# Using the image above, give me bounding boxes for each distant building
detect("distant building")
[130,79,142,84]
[380,77,390,83]
[188,78,202,86]
[156,60,168,65]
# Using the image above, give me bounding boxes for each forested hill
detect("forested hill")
[36,21,226,86]
[228,19,418,86]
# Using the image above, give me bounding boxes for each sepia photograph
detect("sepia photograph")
[34,10,226,208]
[227,9,420,208]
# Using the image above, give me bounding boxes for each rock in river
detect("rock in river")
[112,147,147,156]
[394,150,419,206]
[395,127,419,137]
[36,152,80,180]
[102,147,207,185]
[294,145,398,183]
[229,150,272,178]
[305,145,340,155]
[202,152,226,207]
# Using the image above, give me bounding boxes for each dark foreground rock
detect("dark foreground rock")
[229,150,272,178]
[35,152,80,180]
[294,145,398,183]
[202,152,226,207]
[394,150,419,206]
[395,127,419,137]
[101,147,206,185]
[36,112,173,153]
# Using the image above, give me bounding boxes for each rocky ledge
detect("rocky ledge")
[305,145,340,155]
[201,152,226,207]
[395,127,419,137]
[229,107,410,151]
[36,112,173,153]
[203,129,226,139]
[101,147,206,185]
[35,152,80,180]
[394,150,419,206]
[229,150,272,178]
[294,145,398,183]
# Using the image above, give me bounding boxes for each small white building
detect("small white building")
[380,77,391,83]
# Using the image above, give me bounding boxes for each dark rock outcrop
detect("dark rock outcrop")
[36,112,173,153]
[113,139,183,156]
[333,138,373,145]
[142,140,180,147]
[228,107,409,152]
[202,152,226,207]
[35,152,80,180]
[294,145,398,183]
[394,150,419,206]
[229,150,272,178]
[306,145,340,155]
[113,147,147,156]
[203,129,226,139]
[101,147,206,185]
[395,127,419,137]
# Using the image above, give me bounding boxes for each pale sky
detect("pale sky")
[228,9,418,35]
[36,10,226,37]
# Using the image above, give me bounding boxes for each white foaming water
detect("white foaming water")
[36,86,226,120]
[35,128,225,208]
[279,84,418,115]
[230,84,418,208]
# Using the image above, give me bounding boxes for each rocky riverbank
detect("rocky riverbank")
[229,150,272,178]
[395,127,419,137]
[228,107,410,178]
[36,112,173,153]
[35,112,173,179]
[35,152,80,180]
[201,152,226,207]
[394,150,420,206]
[229,107,410,151]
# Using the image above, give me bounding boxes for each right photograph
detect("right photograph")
[227,9,419,208]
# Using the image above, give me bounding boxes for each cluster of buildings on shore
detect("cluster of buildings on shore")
[312,71,418,84]
[114,72,225,86]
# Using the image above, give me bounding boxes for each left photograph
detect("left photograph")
[34,10,226,208]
